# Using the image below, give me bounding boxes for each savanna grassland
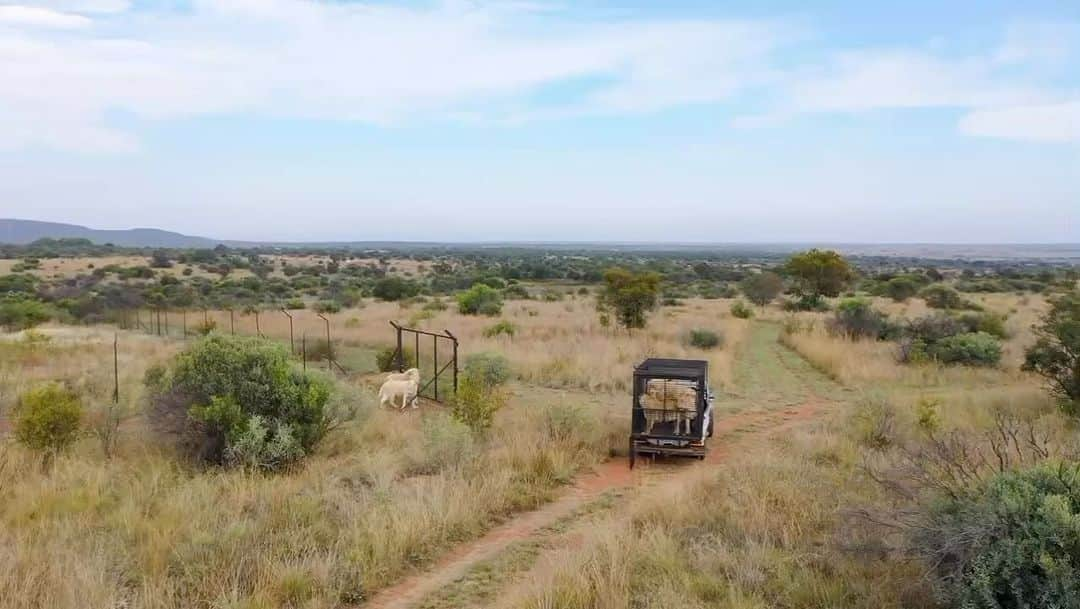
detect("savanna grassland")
[1,245,1078,609]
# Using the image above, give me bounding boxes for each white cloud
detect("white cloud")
[0,0,792,151]
[0,3,1076,152]
[0,5,91,28]
[959,100,1080,142]
[786,50,1049,113]
[19,0,131,14]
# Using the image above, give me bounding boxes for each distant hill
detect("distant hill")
[0,219,223,248]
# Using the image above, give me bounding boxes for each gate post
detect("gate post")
[391,321,404,372]
[446,329,458,394]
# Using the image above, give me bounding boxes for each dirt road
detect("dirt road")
[362,322,845,609]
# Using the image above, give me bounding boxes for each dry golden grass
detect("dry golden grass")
[0,332,621,609]
[776,293,1048,387]
[0,290,1068,609]
[210,297,750,393]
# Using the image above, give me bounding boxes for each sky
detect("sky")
[0,0,1078,243]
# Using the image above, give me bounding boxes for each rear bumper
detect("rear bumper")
[631,439,708,457]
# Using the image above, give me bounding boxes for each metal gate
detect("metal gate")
[389,321,458,402]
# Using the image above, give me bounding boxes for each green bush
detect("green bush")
[686,328,722,349]
[730,301,753,319]
[883,276,920,302]
[502,284,531,300]
[921,284,979,310]
[147,335,333,470]
[1023,291,1080,415]
[457,284,503,316]
[313,300,342,314]
[449,373,508,433]
[0,296,53,332]
[483,320,517,339]
[927,331,1002,366]
[13,383,83,456]
[284,298,306,310]
[827,298,893,340]
[375,346,416,372]
[372,277,421,301]
[956,311,1007,338]
[463,352,511,387]
[911,462,1080,609]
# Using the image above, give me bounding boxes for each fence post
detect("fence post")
[163,307,169,337]
[392,321,403,372]
[182,309,187,338]
[254,310,261,338]
[281,309,294,353]
[433,335,439,402]
[229,309,235,335]
[301,333,307,372]
[317,313,332,372]
[113,333,119,404]
[447,330,458,395]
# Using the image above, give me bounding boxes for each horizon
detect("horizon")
[1,1,1078,242]
[3,218,1080,250]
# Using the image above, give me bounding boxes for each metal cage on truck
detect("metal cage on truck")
[629,358,714,469]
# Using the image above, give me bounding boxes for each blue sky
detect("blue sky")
[0,0,1077,242]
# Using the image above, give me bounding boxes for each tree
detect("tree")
[740,271,784,307]
[1023,291,1080,415]
[784,249,853,303]
[599,268,661,331]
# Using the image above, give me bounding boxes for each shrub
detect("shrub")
[463,352,511,387]
[827,297,892,340]
[503,284,531,300]
[906,313,965,344]
[1023,291,1080,415]
[284,298,306,310]
[457,284,503,316]
[921,284,979,310]
[685,328,722,350]
[781,295,831,312]
[852,395,895,450]
[372,277,421,302]
[474,276,506,290]
[956,311,1007,338]
[191,319,217,336]
[739,271,784,307]
[910,462,1080,609]
[375,346,416,372]
[313,300,342,314]
[883,276,920,302]
[449,373,508,433]
[927,332,1002,366]
[13,384,83,458]
[147,335,333,470]
[730,301,753,319]
[483,320,517,339]
[409,413,476,474]
[422,298,449,311]
[0,296,53,332]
